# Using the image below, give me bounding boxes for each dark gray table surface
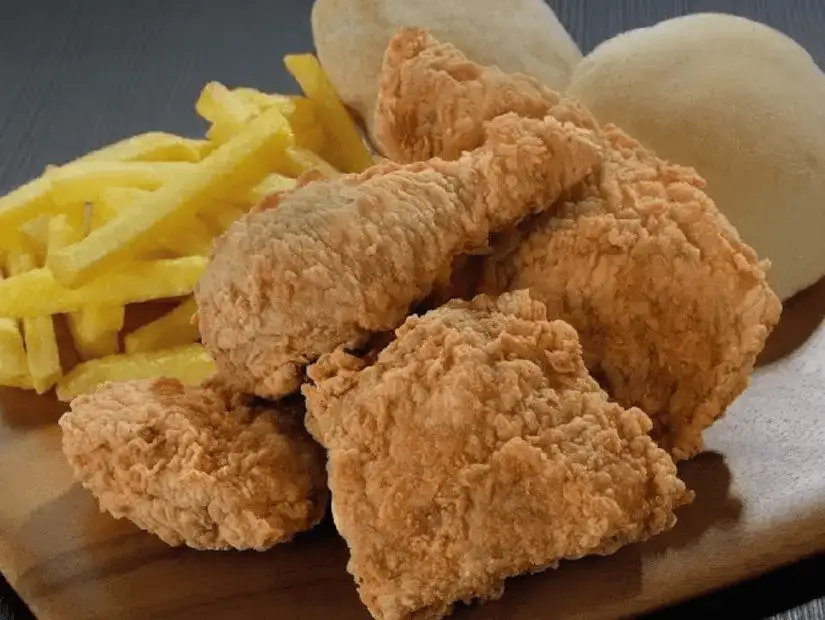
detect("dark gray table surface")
[0,1,823,618]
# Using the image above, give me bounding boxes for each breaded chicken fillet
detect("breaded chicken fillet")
[483,127,782,458]
[59,377,328,550]
[303,291,692,620]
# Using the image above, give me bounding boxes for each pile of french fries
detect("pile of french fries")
[0,54,373,402]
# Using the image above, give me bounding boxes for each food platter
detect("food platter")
[2,4,825,620]
[0,279,822,620]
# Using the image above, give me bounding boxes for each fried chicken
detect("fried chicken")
[195,112,601,399]
[59,377,328,550]
[303,291,692,620]
[375,28,598,163]
[373,30,781,459]
[482,126,782,459]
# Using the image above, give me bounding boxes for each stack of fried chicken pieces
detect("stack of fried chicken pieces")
[60,30,781,620]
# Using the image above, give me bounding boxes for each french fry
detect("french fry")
[232,88,325,152]
[47,107,291,286]
[233,88,294,110]
[283,54,373,173]
[55,344,216,402]
[46,212,86,260]
[19,215,51,254]
[68,305,124,360]
[197,82,259,145]
[284,148,340,178]
[96,187,214,256]
[97,186,149,213]
[75,132,211,164]
[48,161,195,207]
[6,250,62,394]
[125,297,199,354]
[0,268,31,389]
[246,173,297,204]
[0,255,206,318]
[47,214,125,360]
[201,204,247,234]
[0,177,57,235]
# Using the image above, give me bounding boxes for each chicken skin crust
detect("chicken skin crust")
[303,291,692,620]
[59,377,328,551]
[483,126,782,459]
[195,112,600,399]
[375,27,598,163]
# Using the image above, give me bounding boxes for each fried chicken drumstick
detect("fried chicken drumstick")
[304,291,692,620]
[376,28,781,459]
[195,112,601,399]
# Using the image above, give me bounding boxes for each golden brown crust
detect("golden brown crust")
[304,291,692,620]
[375,28,598,162]
[59,377,328,550]
[483,126,782,459]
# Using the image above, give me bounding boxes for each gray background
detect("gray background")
[0,1,823,618]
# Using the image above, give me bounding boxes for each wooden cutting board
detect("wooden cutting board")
[1,278,824,620]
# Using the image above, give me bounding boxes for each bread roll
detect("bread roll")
[568,13,825,300]
[311,0,582,144]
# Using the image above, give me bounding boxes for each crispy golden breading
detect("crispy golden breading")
[304,291,692,620]
[375,28,597,163]
[195,113,600,399]
[59,377,328,550]
[482,126,782,459]
[373,30,781,459]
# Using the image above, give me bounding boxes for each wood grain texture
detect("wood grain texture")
[1,1,824,619]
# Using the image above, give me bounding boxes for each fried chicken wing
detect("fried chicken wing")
[483,126,782,459]
[303,291,692,620]
[195,113,601,399]
[59,377,328,550]
[375,28,598,163]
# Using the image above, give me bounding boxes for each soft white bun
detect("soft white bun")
[311,0,582,144]
[568,13,825,300]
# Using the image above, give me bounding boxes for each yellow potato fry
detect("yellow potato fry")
[0,319,30,389]
[284,54,373,173]
[18,215,52,261]
[246,173,297,204]
[197,82,259,145]
[47,107,290,287]
[0,268,30,389]
[75,132,211,164]
[233,88,293,110]
[0,177,56,234]
[56,344,216,401]
[45,214,124,360]
[197,82,258,124]
[6,251,62,394]
[48,161,195,207]
[287,148,340,178]
[232,89,324,152]
[46,212,85,260]
[97,186,149,213]
[125,297,199,354]
[0,255,206,318]
[201,204,246,234]
[20,214,50,247]
[95,187,213,256]
[68,305,124,360]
